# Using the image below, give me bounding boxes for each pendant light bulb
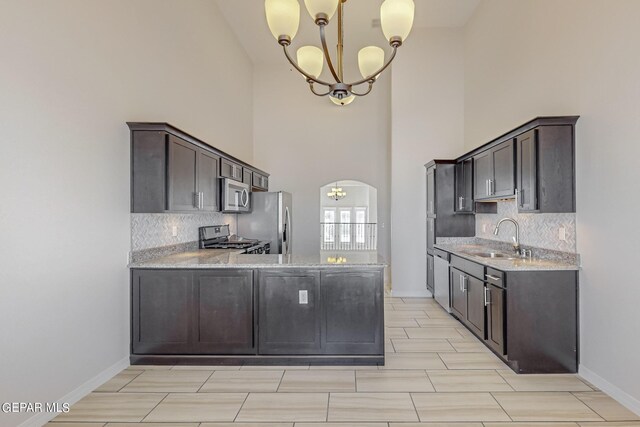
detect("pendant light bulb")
[380,0,415,44]
[265,0,300,43]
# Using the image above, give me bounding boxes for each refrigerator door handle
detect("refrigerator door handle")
[283,206,291,254]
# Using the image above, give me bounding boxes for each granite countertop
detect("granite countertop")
[434,242,580,271]
[129,250,386,269]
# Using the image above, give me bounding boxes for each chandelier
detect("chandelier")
[265,0,415,106]
[327,183,347,200]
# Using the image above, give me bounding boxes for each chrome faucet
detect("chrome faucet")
[494,217,522,255]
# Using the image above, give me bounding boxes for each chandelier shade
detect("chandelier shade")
[265,0,300,42]
[330,94,355,106]
[380,0,415,43]
[358,46,385,79]
[297,46,324,78]
[265,0,415,106]
[304,0,340,22]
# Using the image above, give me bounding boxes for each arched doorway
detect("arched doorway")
[319,180,378,251]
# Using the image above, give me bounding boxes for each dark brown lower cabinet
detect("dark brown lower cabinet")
[258,270,322,355]
[465,275,486,338]
[450,267,485,339]
[450,268,467,320]
[132,270,193,354]
[486,283,505,355]
[321,270,384,355]
[131,267,385,363]
[426,254,434,294]
[193,270,255,354]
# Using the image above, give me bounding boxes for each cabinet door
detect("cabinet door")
[426,167,436,216]
[321,270,384,355]
[198,150,219,212]
[465,275,486,339]
[427,254,435,293]
[486,283,506,355]
[243,169,252,186]
[167,136,198,211]
[221,158,242,181]
[426,218,435,253]
[132,270,193,354]
[455,159,474,213]
[473,151,492,200]
[450,268,467,320]
[258,270,321,354]
[517,130,538,212]
[491,140,515,197]
[193,270,255,354]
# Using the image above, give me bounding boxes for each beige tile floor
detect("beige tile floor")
[50,297,640,426]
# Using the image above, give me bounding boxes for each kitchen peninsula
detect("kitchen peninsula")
[129,251,385,366]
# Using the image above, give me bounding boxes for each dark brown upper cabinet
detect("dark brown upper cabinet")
[474,140,515,200]
[128,122,269,213]
[454,158,474,213]
[221,158,244,182]
[252,172,269,191]
[516,126,576,213]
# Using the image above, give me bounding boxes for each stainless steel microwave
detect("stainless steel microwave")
[221,178,251,213]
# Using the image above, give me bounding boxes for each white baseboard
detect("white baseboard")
[579,364,640,416]
[18,356,130,427]
[391,289,432,298]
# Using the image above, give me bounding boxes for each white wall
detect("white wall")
[464,0,640,412]
[0,1,253,425]
[390,28,466,296]
[252,62,391,260]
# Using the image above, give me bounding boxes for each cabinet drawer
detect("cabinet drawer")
[450,255,484,280]
[485,267,505,288]
[434,248,450,261]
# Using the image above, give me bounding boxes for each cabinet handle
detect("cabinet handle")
[485,180,489,196]
[200,192,204,209]
[515,188,519,206]
[485,274,501,282]
[489,179,494,195]
[459,196,464,210]
[484,287,491,306]
[461,276,467,292]
[459,274,464,292]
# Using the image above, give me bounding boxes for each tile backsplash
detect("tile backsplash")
[131,213,237,251]
[475,200,576,253]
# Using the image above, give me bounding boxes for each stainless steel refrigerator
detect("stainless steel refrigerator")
[237,191,292,255]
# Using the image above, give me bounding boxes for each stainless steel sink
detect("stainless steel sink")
[464,251,516,260]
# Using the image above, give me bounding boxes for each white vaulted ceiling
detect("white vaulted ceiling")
[215,0,481,66]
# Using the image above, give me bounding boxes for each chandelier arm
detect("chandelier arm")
[309,82,332,97]
[348,46,398,87]
[350,82,374,97]
[282,45,332,87]
[319,24,342,83]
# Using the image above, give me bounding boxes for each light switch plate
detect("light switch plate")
[299,290,308,304]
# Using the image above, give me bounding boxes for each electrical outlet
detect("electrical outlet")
[559,227,566,241]
[482,224,488,233]
[299,290,308,305]
[172,226,178,237]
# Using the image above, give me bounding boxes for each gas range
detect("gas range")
[199,225,270,255]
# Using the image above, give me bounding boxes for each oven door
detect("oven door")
[222,178,251,213]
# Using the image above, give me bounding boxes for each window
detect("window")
[340,209,351,243]
[323,208,335,243]
[355,207,367,244]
